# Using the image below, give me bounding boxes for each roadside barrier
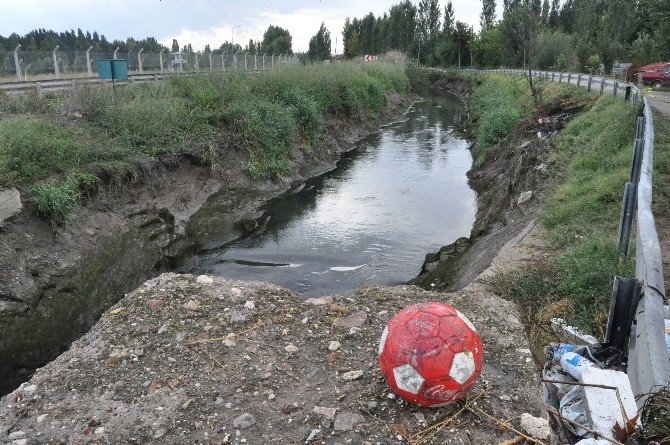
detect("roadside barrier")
[477,69,669,406]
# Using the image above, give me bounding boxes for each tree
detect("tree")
[480,0,497,31]
[541,0,550,27]
[171,39,179,52]
[418,0,441,63]
[261,25,292,55]
[344,29,362,58]
[548,0,560,29]
[452,21,474,68]
[471,28,504,67]
[308,23,331,61]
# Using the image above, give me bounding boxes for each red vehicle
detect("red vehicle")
[641,62,670,89]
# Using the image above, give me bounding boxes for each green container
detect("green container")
[97,59,128,81]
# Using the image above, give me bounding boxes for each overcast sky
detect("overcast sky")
[0,0,506,53]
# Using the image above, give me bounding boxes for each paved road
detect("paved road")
[647,90,670,116]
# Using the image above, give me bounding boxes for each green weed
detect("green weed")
[30,181,79,225]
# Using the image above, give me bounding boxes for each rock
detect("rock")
[328,341,341,351]
[244,300,256,310]
[519,140,532,149]
[313,406,337,419]
[305,429,321,442]
[517,191,533,205]
[147,299,164,310]
[196,275,214,284]
[520,413,550,440]
[341,370,364,381]
[214,397,224,406]
[333,312,368,329]
[183,300,199,310]
[12,440,27,445]
[233,413,256,429]
[333,412,365,431]
[21,384,37,394]
[284,343,299,353]
[8,431,26,440]
[0,188,22,227]
[36,414,47,423]
[305,296,334,305]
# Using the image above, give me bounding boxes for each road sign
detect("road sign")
[97,59,128,81]
[364,55,371,62]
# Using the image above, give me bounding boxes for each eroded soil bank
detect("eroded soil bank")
[0,93,415,396]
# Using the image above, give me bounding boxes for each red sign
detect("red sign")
[364,55,371,62]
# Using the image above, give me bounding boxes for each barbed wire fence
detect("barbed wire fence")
[0,46,300,82]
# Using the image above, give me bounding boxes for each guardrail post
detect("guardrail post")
[159,49,165,73]
[625,85,632,101]
[617,181,637,255]
[86,46,93,77]
[577,74,582,86]
[559,72,563,83]
[567,73,572,84]
[636,116,645,140]
[587,76,593,92]
[113,47,119,60]
[551,72,555,82]
[631,138,644,185]
[52,45,60,79]
[600,78,605,95]
[613,81,619,97]
[13,44,21,81]
[138,48,144,74]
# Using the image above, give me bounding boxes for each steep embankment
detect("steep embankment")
[0,63,423,395]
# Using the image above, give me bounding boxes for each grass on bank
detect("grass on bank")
[484,78,639,344]
[0,62,414,223]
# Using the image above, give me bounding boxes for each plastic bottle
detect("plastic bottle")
[560,351,596,380]
[553,343,574,360]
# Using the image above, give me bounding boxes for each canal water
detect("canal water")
[185,96,476,296]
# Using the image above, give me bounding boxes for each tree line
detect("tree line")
[340,0,670,73]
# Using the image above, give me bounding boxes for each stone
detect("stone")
[36,414,47,423]
[12,440,27,445]
[517,191,533,205]
[520,413,551,440]
[196,275,214,285]
[244,300,256,310]
[8,431,25,440]
[233,413,256,429]
[305,429,321,442]
[332,312,368,329]
[0,188,21,227]
[313,406,337,419]
[333,412,365,431]
[284,343,299,353]
[305,296,334,305]
[341,370,364,381]
[21,384,37,394]
[328,341,341,352]
[183,300,199,310]
[147,299,164,310]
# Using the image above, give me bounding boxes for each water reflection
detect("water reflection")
[184,96,477,296]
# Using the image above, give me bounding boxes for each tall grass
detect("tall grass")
[0,61,412,221]
[490,95,637,343]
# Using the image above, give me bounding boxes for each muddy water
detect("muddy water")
[183,97,476,296]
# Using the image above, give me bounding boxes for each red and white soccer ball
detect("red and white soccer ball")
[378,302,483,407]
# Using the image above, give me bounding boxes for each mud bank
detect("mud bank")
[413,97,585,292]
[0,93,413,396]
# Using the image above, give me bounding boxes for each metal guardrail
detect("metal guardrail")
[478,69,670,404]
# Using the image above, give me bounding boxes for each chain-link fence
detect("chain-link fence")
[0,48,300,82]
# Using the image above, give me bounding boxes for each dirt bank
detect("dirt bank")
[0,272,543,445]
[413,97,586,292]
[0,93,413,396]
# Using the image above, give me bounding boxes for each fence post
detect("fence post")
[559,72,563,83]
[625,85,632,101]
[272,53,275,68]
[113,47,119,60]
[254,53,257,71]
[209,53,212,71]
[577,74,582,86]
[567,73,572,84]
[600,78,605,95]
[588,76,593,92]
[222,53,226,71]
[85,46,93,77]
[52,45,60,79]
[159,49,165,73]
[617,182,637,256]
[233,51,238,69]
[551,72,555,82]
[13,44,21,81]
[244,53,248,70]
[138,48,144,74]
[23,63,31,80]
[263,53,267,70]
[613,81,619,97]
[194,53,199,72]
